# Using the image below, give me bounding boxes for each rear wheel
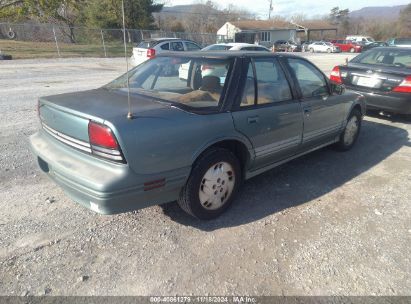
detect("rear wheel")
[334,109,362,151]
[310,48,314,53]
[178,148,241,220]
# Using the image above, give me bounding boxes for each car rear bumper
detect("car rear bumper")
[30,130,188,214]
[346,87,411,114]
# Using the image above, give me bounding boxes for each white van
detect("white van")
[346,35,375,45]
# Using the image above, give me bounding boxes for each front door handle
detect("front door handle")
[247,116,259,124]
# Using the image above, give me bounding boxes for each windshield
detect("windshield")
[105,56,233,110]
[351,48,411,68]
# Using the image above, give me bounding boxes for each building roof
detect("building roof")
[230,20,295,30]
[292,20,337,30]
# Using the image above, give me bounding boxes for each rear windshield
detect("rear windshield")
[136,40,159,49]
[395,38,411,45]
[351,48,411,68]
[105,56,233,111]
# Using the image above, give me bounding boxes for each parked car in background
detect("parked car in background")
[30,52,365,220]
[179,43,270,81]
[273,40,296,52]
[202,43,270,52]
[387,38,411,48]
[130,38,201,66]
[330,47,411,115]
[301,40,313,52]
[307,41,340,53]
[362,41,389,52]
[331,40,363,53]
[346,35,375,45]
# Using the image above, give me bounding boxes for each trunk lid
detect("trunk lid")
[39,88,169,143]
[340,63,410,93]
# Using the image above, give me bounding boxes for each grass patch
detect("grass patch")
[0,39,133,59]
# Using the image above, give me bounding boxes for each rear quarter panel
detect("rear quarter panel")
[111,107,253,176]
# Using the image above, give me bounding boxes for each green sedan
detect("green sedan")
[30,52,365,220]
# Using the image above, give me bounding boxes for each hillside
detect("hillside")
[349,5,407,20]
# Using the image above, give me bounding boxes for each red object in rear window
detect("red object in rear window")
[330,66,342,84]
[88,121,118,149]
[147,48,156,58]
[393,76,411,93]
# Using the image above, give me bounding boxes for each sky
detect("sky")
[164,0,410,18]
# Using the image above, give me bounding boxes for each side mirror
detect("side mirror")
[331,83,345,95]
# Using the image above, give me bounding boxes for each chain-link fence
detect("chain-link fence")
[0,22,225,59]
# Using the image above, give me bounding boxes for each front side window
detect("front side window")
[287,58,328,98]
[105,56,233,110]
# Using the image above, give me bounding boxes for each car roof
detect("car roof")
[141,38,197,43]
[156,51,300,59]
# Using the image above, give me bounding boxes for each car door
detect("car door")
[283,57,346,150]
[231,57,304,170]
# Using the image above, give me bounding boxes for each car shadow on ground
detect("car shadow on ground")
[161,119,410,231]
[366,110,411,124]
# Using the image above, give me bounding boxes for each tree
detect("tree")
[84,0,163,30]
[0,0,84,42]
[398,3,411,36]
[329,6,350,36]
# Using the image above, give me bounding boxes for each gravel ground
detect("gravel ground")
[0,54,410,296]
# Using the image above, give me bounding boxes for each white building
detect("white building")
[217,20,298,47]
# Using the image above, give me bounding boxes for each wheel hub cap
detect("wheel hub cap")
[199,162,235,210]
[344,116,359,145]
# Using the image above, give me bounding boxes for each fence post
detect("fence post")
[100,29,107,57]
[52,26,61,58]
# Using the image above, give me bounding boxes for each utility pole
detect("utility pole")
[268,0,273,19]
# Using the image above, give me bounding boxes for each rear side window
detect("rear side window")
[160,43,170,50]
[185,42,201,51]
[136,41,158,49]
[241,58,292,106]
[287,58,328,98]
[171,42,184,51]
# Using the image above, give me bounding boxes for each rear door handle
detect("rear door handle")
[303,107,312,114]
[247,116,259,124]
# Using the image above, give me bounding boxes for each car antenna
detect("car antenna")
[121,0,133,119]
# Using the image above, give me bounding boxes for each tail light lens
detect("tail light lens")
[393,76,411,93]
[88,121,125,163]
[147,48,156,58]
[330,66,342,84]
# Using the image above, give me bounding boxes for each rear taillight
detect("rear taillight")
[330,66,342,84]
[147,48,156,58]
[393,76,411,93]
[88,121,125,163]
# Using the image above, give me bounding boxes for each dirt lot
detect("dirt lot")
[0,54,410,296]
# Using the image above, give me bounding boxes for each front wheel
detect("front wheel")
[334,109,362,151]
[350,47,355,53]
[327,48,331,53]
[178,148,241,219]
[310,48,314,53]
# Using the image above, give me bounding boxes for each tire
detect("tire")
[310,48,314,53]
[177,147,241,220]
[327,48,331,53]
[334,109,362,151]
[350,47,355,53]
